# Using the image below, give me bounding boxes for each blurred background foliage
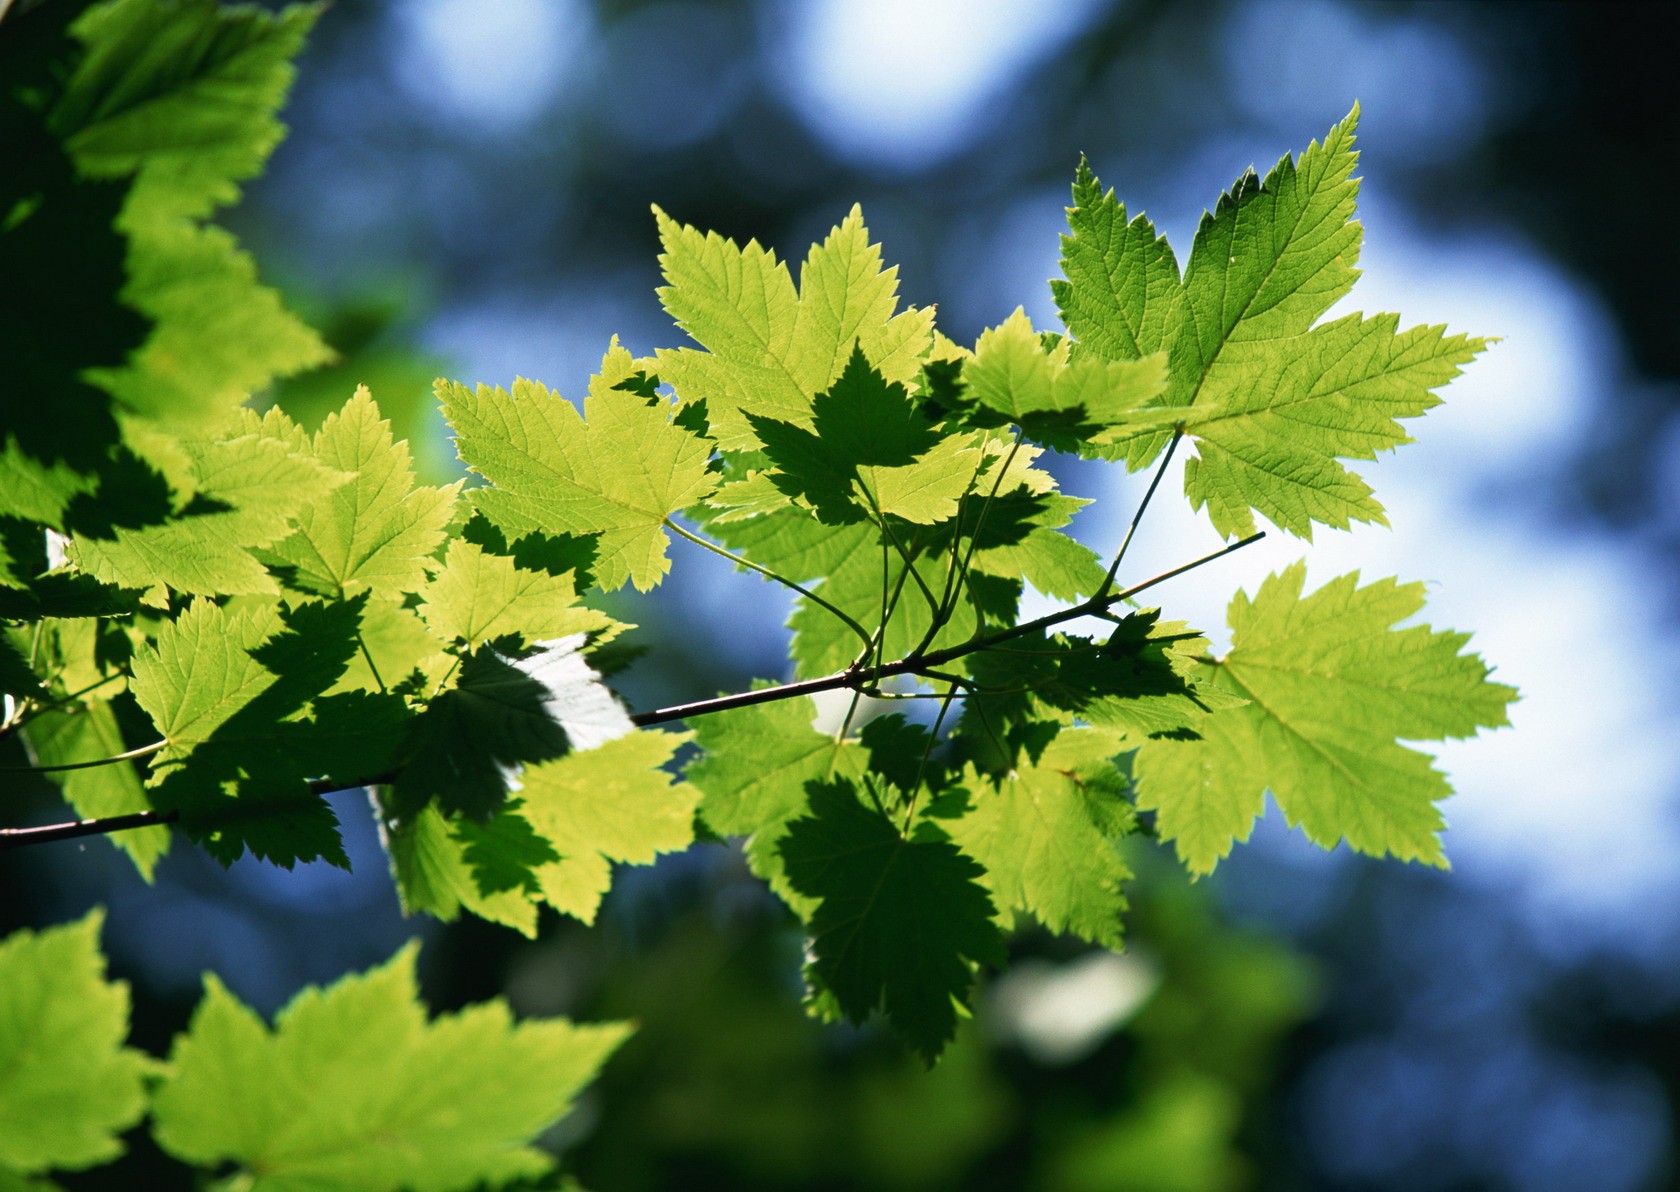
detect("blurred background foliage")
[7,1,1680,1188]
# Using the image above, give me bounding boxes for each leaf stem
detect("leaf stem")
[1094,428,1182,601]
[356,631,388,693]
[0,739,166,774]
[631,530,1263,727]
[914,430,1024,659]
[877,515,940,617]
[665,516,874,652]
[903,681,960,833]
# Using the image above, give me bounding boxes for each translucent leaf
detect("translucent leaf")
[749,345,982,525]
[0,912,152,1177]
[1134,562,1518,874]
[517,729,702,924]
[131,597,387,867]
[686,693,867,914]
[959,309,1170,454]
[1052,156,1182,363]
[88,219,331,432]
[442,369,715,592]
[151,943,631,1192]
[654,204,935,451]
[22,702,168,879]
[389,636,631,821]
[944,729,1133,948]
[55,0,319,222]
[418,540,612,649]
[1055,107,1483,537]
[260,387,461,599]
[1180,312,1489,538]
[70,432,348,596]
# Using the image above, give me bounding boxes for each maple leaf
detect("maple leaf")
[257,389,462,600]
[1133,562,1518,874]
[56,0,331,433]
[87,218,333,432]
[780,779,1005,1063]
[324,595,451,698]
[654,204,936,452]
[441,358,716,592]
[955,308,1172,454]
[514,729,702,924]
[386,702,685,932]
[53,0,319,223]
[389,635,630,822]
[70,432,348,597]
[686,693,868,914]
[150,943,631,1192]
[417,540,613,649]
[943,728,1134,947]
[750,345,983,525]
[0,912,153,1179]
[958,610,1241,762]
[1056,106,1487,538]
[383,801,544,934]
[1178,311,1489,538]
[131,597,408,867]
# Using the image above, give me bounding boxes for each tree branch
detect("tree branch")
[1,808,179,848]
[2,532,1263,849]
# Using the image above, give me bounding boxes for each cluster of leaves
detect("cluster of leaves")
[0,911,626,1190]
[2,0,1514,1098]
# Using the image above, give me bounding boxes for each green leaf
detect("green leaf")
[418,540,613,649]
[260,387,462,599]
[0,634,46,700]
[686,693,866,914]
[860,434,987,526]
[451,801,559,896]
[1167,109,1362,409]
[0,15,141,507]
[0,912,152,1177]
[1178,312,1489,538]
[55,0,320,223]
[780,780,1005,1062]
[382,802,543,936]
[326,595,450,697]
[49,0,330,436]
[959,611,1238,760]
[0,567,148,621]
[959,308,1170,453]
[968,520,1104,604]
[22,703,169,879]
[777,518,980,678]
[88,218,332,431]
[442,365,716,592]
[70,432,348,596]
[131,596,382,867]
[388,726,689,932]
[390,637,631,821]
[1134,562,1518,874]
[944,728,1133,947]
[131,599,292,753]
[654,204,935,451]
[1056,108,1482,537]
[750,345,982,525]
[515,729,702,924]
[1052,155,1183,364]
[151,942,631,1192]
